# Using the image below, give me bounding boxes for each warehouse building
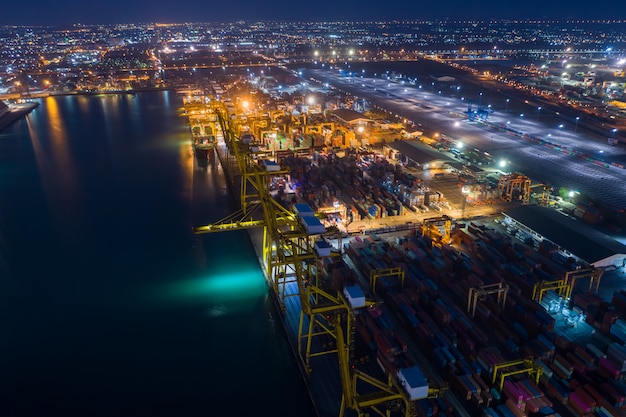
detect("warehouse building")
[503,205,626,269]
[330,109,373,127]
[384,139,454,170]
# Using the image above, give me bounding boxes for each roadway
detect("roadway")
[303,67,626,210]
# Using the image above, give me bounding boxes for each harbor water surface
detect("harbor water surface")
[0,91,316,417]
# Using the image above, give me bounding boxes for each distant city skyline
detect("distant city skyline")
[3,0,626,26]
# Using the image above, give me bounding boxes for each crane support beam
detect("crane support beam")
[532,279,570,302]
[370,267,405,295]
[491,359,542,391]
[565,267,604,294]
[194,219,265,233]
[468,282,508,317]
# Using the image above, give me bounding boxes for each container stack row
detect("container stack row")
[278,154,445,222]
[342,219,626,417]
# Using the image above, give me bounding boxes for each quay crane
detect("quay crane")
[192,98,441,416]
[334,267,448,416]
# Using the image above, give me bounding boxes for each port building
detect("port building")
[330,109,373,126]
[385,139,455,170]
[503,205,626,269]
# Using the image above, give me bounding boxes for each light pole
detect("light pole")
[536,106,542,121]
[505,98,510,112]
[558,124,564,141]
[611,128,618,144]
[575,116,580,132]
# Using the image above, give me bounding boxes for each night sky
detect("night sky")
[2,0,625,26]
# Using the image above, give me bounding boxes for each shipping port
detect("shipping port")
[185,81,626,417]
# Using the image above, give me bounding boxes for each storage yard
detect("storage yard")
[188,81,626,417]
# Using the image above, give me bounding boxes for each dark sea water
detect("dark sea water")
[0,92,316,417]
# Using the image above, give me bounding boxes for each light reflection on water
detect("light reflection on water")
[149,264,269,314]
[0,91,315,417]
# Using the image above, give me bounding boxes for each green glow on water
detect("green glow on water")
[150,268,269,315]
[178,270,266,298]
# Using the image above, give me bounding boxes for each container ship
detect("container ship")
[192,95,626,417]
[182,95,219,159]
[193,137,215,160]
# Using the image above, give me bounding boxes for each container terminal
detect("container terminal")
[184,83,626,417]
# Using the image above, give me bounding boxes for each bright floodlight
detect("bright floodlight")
[569,191,575,198]
[498,160,507,168]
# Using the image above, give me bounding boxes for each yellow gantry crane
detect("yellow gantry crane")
[531,267,604,303]
[467,282,509,318]
[332,296,447,417]
[333,309,412,417]
[370,267,405,295]
[498,174,531,204]
[565,267,603,294]
[532,279,571,303]
[491,358,543,392]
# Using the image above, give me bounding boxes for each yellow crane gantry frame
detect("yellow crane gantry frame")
[491,358,543,392]
[498,174,531,204]
[531,267,603,303]
[370,267,405,295]
[532,279,571,303]
[333,308,411,417]
[467,282,509,318]
[333,298,447,417]
[565,267,603,295]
